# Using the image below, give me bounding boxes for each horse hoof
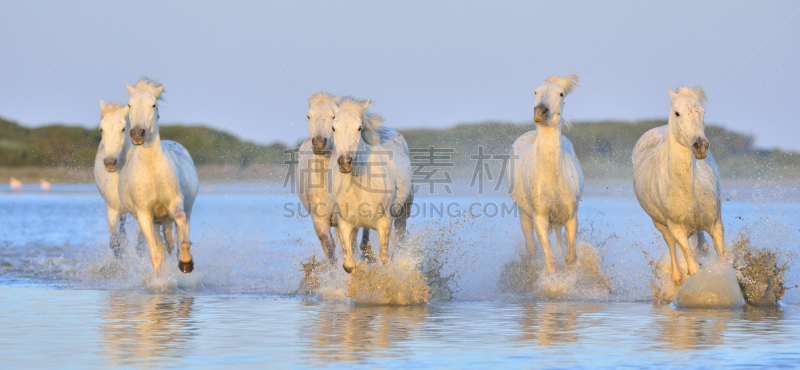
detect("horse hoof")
[179,260,194,273]
[343,264,354,274]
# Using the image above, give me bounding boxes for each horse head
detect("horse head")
[125,77,163,147]
[99,100,130,172]
[669,85,708,159]
[533,74,579,127]
[307,93,339,155]
[330,97,383,175]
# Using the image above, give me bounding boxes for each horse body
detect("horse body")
[119,78,199,274]
[633,85,725,282]
[297,93,371,263]
[94,101,131,258]
[509,75,583,273]
[328,97,413,273]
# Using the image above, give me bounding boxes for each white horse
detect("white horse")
[633,85,725,282]
[328,97,413,273]
[94,101,132,258]
[119,78,199,275]
[509,75,583,273]
[297,93,372,263]
[94,100,176,258]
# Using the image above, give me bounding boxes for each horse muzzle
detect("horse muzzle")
[533,104,549,124]
[130,127,146,146]
[311,136,329,155]
[103,157,118,172]
[692,137,709,160]
[338,154,353,174]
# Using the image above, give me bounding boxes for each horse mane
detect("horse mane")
[546,74,579,95]
[308,92,340,106]
[133,77,164,100]
[675,85,707,105]
[100,101,126,119]
[337,96,384,146]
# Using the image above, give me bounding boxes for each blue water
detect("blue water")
[1,183,799,368]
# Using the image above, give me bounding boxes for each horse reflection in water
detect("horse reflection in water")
[514,302,601,346]
[302,303,428,364]
[100,293,195,366]
[649,305,786,352]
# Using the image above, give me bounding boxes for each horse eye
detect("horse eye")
[307,115,310,119]
[122,128,125,132]
[358,127,362,131]
[675,111,680,117]
[560,93,564,97]
[332,127,335,132]
[100,128,103,132]
[152,104,156,108]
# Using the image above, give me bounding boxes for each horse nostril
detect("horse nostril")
[312,137,327,149]
[104,158,117,166]
[693,142,700,150]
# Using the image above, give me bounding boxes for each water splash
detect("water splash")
[498,242,613,300]
[346,259,431,305]
[644,234,707,303]
[731,230,794,306]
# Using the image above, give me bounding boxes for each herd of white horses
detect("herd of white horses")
[95,75,724,285]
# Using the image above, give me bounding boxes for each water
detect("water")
[1,183,799,368]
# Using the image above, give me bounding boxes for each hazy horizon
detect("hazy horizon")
[2,1,798,150]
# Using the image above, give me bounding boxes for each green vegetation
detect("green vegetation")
[0,117,287,167]
[1,116,798,182]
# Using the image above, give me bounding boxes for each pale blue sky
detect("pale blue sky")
[1,1,798,150]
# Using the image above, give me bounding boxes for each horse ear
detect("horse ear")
[361,99,371,110]
[126,82,135,96]
[331,100,340,114]
[100,100,106,110]
[668,89,677,102]
[153,85,163,98]
[121,105,130,115]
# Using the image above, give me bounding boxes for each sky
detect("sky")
[1,0,798,150]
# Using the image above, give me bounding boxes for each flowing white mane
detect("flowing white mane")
[308,92,339,106]
[337,97,384,146]
[546,74,579,95]
[100,101,126,119]
[674,85,707,106]
[132,77,164,100]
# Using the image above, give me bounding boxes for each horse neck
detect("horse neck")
[666,123,694,186]
[532,124,563,173]
[138,134,165,166]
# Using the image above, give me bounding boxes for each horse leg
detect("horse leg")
[169,202,193,273]
[709,221,725,261]
[106,207,123,258]
[378,218,392,265]
[339,220,357,274]
[393,193,414,240]
[118,213,128,249]
[564,217,578,267]
[654,222,681,282]
[137,213,163,275]
[694,231,708,257]
[668,223,700,277]
[135,221,147,257]
[360,228,375,263]
[519,212,537,259]
[555,223,565,258]
[313,217,336,263]
[162,223,175,256]
[533,214,556,273]
[154,223,169,258]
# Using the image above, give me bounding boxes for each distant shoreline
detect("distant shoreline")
[3,164,798,186]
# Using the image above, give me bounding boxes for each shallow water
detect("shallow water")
[1,183,799,368]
